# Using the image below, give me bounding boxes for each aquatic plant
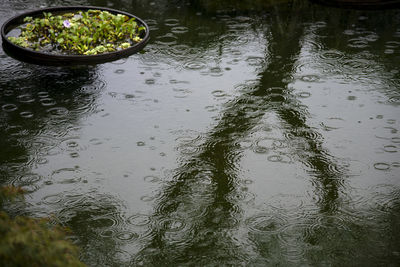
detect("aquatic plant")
[8,9,146,55]
[0,186,86,266]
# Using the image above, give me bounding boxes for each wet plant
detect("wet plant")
[8,9,146,55]
[0,186,86,266]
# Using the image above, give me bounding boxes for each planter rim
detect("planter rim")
[1,6,150,65]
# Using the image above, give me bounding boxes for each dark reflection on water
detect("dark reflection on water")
[131,2,348,265]
[1,0,400,266]
[0,64,102,177]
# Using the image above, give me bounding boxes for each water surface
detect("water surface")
[1,0,400,265]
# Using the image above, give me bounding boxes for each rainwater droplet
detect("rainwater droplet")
[128,214,150,226]
[20,111,34,118]
[211,90,227,98]
[320,50,344,60]
[116,231,139,241]
[2,104,17,112]
[47,107,68,117]
[40,98,56,106]
[155,33,178,45]
[164,18,179,26]
[42,194,63,204]
[17,94,35,103]
[300,74,320,82]
[114,69,125,74]
[374,162,390,171]
[171,26,188,34]
[246,213,286,234]
[348,38,369,48]
[183,60,207,70]
[297,91,311,98]
[145,79,155,85]
[144,175,160,183]
[383,145,397,153]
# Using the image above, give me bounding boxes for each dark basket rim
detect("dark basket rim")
[1,5,150,65]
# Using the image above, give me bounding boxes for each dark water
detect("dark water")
[1,0,400,265]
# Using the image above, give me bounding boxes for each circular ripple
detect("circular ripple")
[137,141,146,146]
[169,44,191,57]
[237,139,253,150]
[17,94,35,103]
[155,217,186,233]
[60,138,85,152]
[114,69,125,74]
[90,215,120,229]
[19,111,34,118]
[171,26,188,34]
[385,41,400,48]
[99,229,114,238]
[140,195,157,202]
[392,137,400,144]
[37,92,49,98]
[383,145,397,153]
[320,50,344,60]
[39,98,56,106]
[348,38,369,48]
[144,175,161,183]
[246,56,264,66]
[343,59,376,75]
[164,18,179,26]
[51,168,81,184]
[183,60,207,70]
[304,214,351,244]
[300,74,320,82]
[116,231,139,241]
[176,145,202,156]
[16,173,41,186]
[296,128,322,141]
[267,154,284,162]
[155,33,178,45]
[42,193,63,204]
[268,153,293,164]
[172,88,191,98]
[145,79,155,85]
[296,91,311,98]
[47,107,69,117]
[128,214,151,226]
[210,67,223,77]
[374,162,391,171]
[2,104,17,112]
[246,213,287,234]
[211,90,227,98]
[253,141,270,154]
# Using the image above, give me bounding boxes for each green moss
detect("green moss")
[0,186,86,266]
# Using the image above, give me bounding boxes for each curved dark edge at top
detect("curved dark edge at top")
[310,0,400,9]
[1,6,150,66]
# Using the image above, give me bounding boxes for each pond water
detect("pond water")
[1,0,400,265]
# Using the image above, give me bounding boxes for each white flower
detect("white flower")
[63,20,71,28]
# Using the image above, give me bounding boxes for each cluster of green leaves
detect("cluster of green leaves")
[0,186,86,266]
[8,9,146,55]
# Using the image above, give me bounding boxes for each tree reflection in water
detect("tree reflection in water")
[134,1,348,265]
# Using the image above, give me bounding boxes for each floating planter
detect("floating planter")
[1,6,150,65]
